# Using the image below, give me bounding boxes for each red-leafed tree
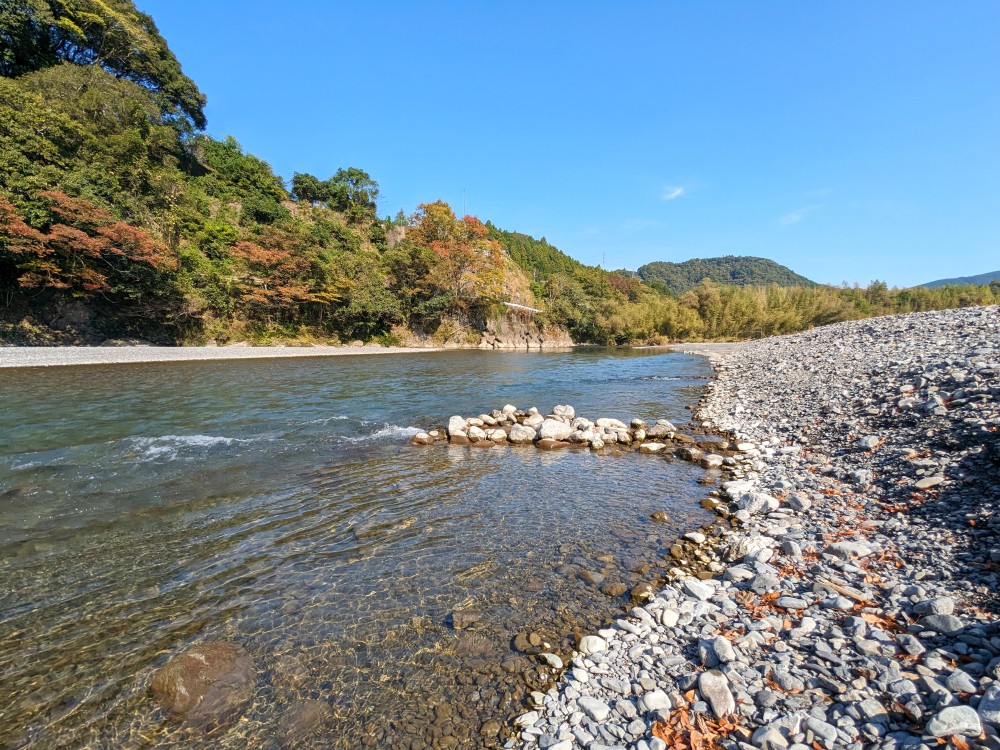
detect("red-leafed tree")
[0,192,176,298]
[228,225,342,323]
[607,272,643,302]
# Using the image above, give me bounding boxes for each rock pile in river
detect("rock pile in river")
[411,404,732,464]
[516,306,1000,750]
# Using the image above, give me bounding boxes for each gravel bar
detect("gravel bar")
[0,344,441,368]
[519,306,1000,750]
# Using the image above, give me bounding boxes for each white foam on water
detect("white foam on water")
[302,415,352,426]
[127,434,250,461]
[340,424,422,443]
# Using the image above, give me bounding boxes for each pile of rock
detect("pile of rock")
[516,306,1000,750]
[411,404,732,464]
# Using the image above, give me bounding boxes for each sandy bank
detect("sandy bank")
[0,344,444,369]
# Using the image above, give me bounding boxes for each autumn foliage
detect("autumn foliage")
[406,201,506,314]
[651,692,744,749]
[0,192,174,296]
[229,226,340,317]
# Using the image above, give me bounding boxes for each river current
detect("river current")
[0,348,714,749]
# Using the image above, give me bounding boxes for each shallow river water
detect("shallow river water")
[0,348,714,749]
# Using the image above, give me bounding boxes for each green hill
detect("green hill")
[637,256,815,294]
[921,270,1000,288]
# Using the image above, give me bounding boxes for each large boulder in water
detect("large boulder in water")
[447,415,468,437]
[646,420,677,438]
[150,641,256,731]
[508,424,537,444]
[539,418,573,441]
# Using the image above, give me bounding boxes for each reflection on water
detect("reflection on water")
[0,349,713,748]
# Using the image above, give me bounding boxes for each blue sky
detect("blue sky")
[141,1,999,287]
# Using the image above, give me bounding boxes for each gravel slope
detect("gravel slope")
[519,306,1000,750]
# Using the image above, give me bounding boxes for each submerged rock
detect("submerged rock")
[536,438,571,450]
[150,641,255,730]
[279,700,332,747]
[450,608,481,630]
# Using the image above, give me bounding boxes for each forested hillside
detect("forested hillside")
[637,256,814,294]
[922,270,1000,288]
[1,1,998,346]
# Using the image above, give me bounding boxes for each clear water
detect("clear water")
[0,348,714,749]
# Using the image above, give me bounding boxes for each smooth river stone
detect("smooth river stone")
[698,670,735,718]
[508,423,537,444]
[150,641,255,730]
[578,635,608,655]
[538,418,574,441]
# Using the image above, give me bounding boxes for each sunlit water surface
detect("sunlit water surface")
[0,348,714,749]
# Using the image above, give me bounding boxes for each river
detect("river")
[0,348,714,749]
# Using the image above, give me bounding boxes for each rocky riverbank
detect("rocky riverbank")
[518,306,1000,750]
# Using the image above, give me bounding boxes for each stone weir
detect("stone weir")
[410,402,752,477]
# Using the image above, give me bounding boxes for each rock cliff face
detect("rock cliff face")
[477,317,573,350]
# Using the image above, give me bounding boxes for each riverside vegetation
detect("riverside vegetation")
[2,1,999,347]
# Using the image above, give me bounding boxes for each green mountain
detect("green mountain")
[637,256,815,295]
[921,270,1000,288]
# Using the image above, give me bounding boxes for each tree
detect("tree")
[0,0,56,77]
[291,172,326,204]
[195,136,288,224]
[407,201,506,318]
[0,191,175,296]
[0,0,206,131]
[325,167,378,222]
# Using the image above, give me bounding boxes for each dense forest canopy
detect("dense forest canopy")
[0,0,206,129]
[1,0,997,346]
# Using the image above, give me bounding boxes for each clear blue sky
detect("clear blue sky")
[141,1,999,287]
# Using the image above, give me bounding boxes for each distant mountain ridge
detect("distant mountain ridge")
[921,270,1000,288]
[637,255,815,295]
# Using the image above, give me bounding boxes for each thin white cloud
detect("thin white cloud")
[778,204,822,226]
[662,186,684,201]
[581,227,601,236]
[622,218,664,232]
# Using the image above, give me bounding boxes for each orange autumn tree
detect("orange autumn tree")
[407,200,506,318]
[227,225,342,325]
[0,192,175,298]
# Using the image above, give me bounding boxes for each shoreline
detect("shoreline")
[0,341,728,370]
[0,344,444,368]
[521,305,1000,749]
